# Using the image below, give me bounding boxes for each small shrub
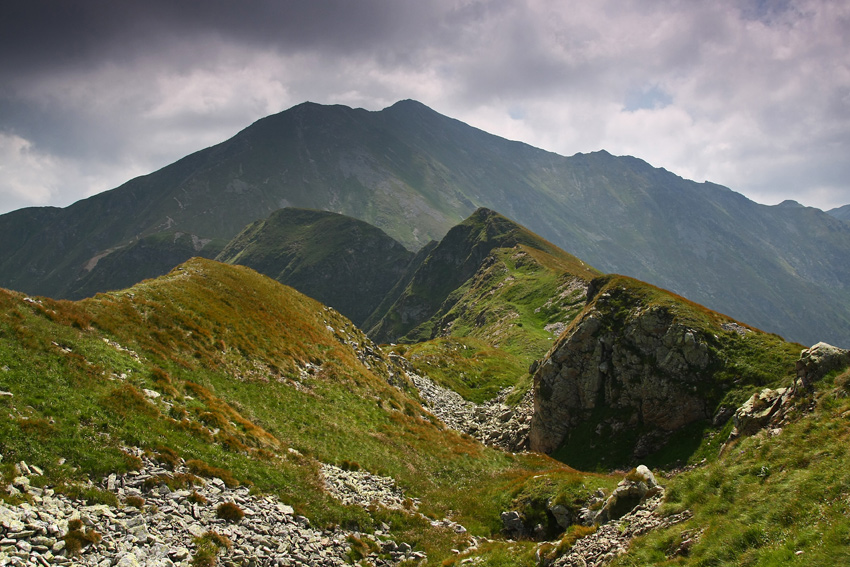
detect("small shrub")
[57,484,119,507]
[188,490,208,504]
[190,547,216,567]
[555,525,596,555]
[62,520,102,556]
[199,530,233,549]
[102,383,160,417]
[125,495,145,509]
[624,468,645,483]
[191,531,232,567]
[121,451,144,471]
[339,460,361,471]
[16,417,54,439]
[143,473,202,491]
[215,501,244,523]
[346,535,380,562]
[186,459,238,488]
[153,445,181,469]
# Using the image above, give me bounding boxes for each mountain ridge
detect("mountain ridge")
[215,207,415,327]
[0,100,848,346]
[828,203,850,222]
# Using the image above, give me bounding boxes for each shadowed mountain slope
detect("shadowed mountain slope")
[365,208,599,351]
[828,203,850,222]
[216,208,415,327]
[0,100,848,346]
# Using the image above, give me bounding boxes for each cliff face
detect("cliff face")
[528,275,801,464]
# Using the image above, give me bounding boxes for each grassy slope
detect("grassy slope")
[373,209,599,403]
[369,208,598,343]
[612,368,850,567]
[0,258,618,561]
[388,337,527,404]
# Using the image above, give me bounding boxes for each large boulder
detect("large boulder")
[794,342,850,393]
[584,465,661,525]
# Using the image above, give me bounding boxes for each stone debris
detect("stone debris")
[102,337,142,361]
[321,464,417,510]
[409,372,532,452]
[0,455,420,567]
[720,322,750,336]
[547,493,692,567]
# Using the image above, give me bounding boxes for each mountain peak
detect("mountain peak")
[387,99,430,110]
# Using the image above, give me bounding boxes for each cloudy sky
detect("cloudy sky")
[1,0,848,216]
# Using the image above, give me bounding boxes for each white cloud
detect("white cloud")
[0,133,60,209]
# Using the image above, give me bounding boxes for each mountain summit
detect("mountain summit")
[0,100,848,346]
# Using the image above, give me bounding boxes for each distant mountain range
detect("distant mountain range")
[0,100,848,347]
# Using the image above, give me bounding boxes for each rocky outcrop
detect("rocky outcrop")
[588,466,660,525]
[726,342,850,443]
[530,277,718,456]
[521,466,692,567]
[547,493,692,567]
[728,387,794,439]
[0,454,420,567]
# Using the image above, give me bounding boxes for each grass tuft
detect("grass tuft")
[215,501,245,523]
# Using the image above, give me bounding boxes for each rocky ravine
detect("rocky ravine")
[397,355,533,453]
[0,451,426,567]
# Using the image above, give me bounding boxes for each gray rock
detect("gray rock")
[500,510,525,536]
[0,451,417,567]
[794,342,850,393]
[548,504,572,529]
[592,466,661,525]
[529,287,717,455]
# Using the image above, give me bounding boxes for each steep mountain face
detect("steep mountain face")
[365,208,599,351]
[828,204,850,222]
[530,274,802,469]
[0,100,848,346]
[216,208,415,327]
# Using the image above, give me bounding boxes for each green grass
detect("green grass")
[369,208,598,346]
[1,255,843,567]
[388,337,527,403]
[610,368,850,567]
[424,246,590,363]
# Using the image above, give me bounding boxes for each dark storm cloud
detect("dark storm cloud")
[0,0,446,158]
[0,0,441,76]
